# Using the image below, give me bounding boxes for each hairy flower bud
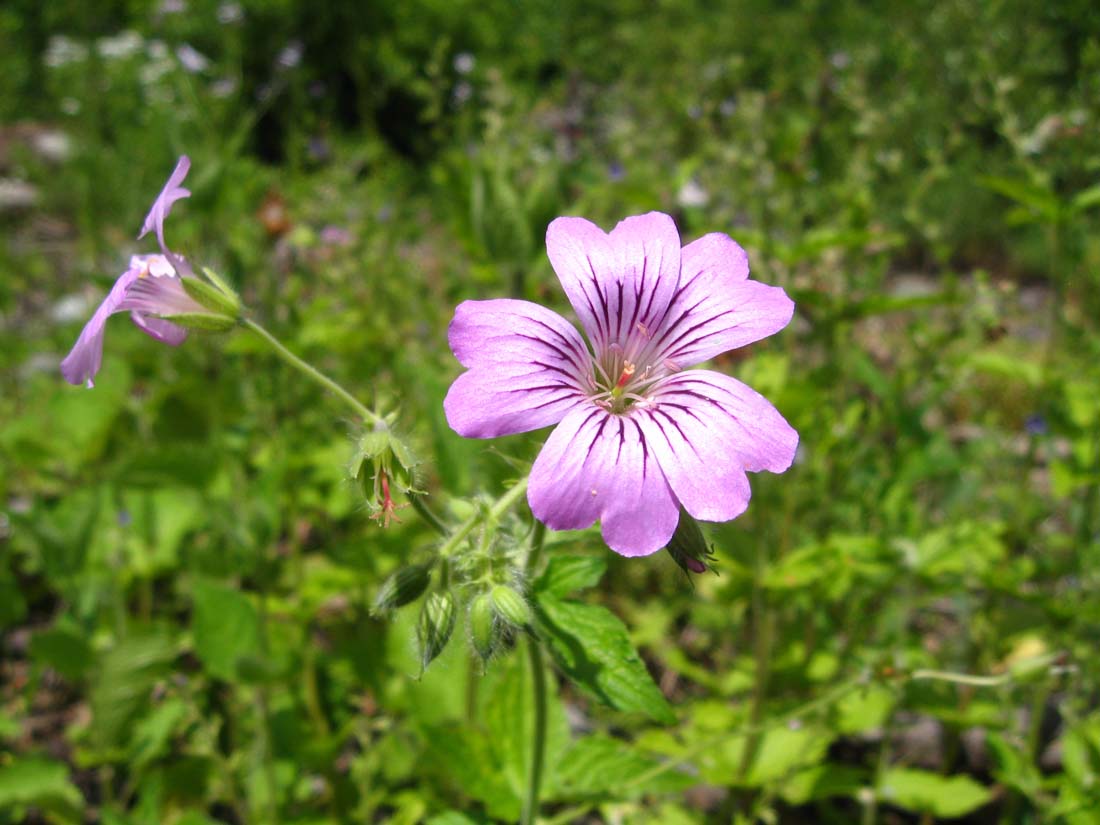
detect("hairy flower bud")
[666,510,716,575]
[418,591,456,672]
[372,563,432,616]
[490,584,531,629]
[467,592,498,663]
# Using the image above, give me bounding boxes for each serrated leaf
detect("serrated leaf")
[421,723,520,821]
[535,555,607,597]
[479,648,569,806]
[191,579,260,681]
[0,757,84,823]
[90,632,175,750]
[554,735,694,799]
[878,768,992,818]
[534,595,674,724]
[30,623,93,682]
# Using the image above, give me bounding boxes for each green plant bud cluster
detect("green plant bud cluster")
[372,562,433,616]
[467,592,498,664]
[665,509,716,575]
[490,584,530,629]
[418,590,456,672]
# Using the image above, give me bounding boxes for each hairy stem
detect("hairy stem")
[244,318,379,426]
[521,636,547,825]
[438,477,530,558]
[409,494,449,536]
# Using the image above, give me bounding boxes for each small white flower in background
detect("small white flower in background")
[97,31,143,60]
[44,36,89,68]
[453,52,476,75]
[276,41,303,70]
[158,0,187,14]
[146,40,170,61]
[217,2,243,24]
[176,44,210,74]
[677,179,709,209]
[211,77,238,98]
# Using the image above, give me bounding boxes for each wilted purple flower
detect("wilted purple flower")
[61,156,210,387]
[444,212,798,556]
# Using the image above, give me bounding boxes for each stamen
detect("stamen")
[615,362,636,390]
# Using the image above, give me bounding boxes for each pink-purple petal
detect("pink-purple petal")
[138,156,191,258]
[643,232,793,368]
[116,272,208,317]
[130,313,188,346]
[60,266,142,387]
[545,217,618,349]
[444,299,590,438]
[604,212,682,346]
[649,370,798,474]
[528,406,680,556]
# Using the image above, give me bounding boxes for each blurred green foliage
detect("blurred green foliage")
[2,0,1100,822]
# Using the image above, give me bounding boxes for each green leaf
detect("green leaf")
[128,698,189,773]
[781,763,867,805]
[1070,183,1100,215]
[1062,717,1100,790]
[421,723,520,821]
[834,684,896,734]
[0,567,28,630]
[977,175,1061,221]
[877,768,992,818]
[554,735,694,799]
[90,632,176,750]
[0,757,84,823]
[30,623,94,682]
[536,554,607,597]
[426,813,487,825]
[534,594,674,724]
[191,579,261,681]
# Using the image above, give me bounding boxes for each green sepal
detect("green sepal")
[181,274,242,317]
[201,266,241,304]
[158,312,238,331]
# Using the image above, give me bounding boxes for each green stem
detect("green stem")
[409,494,449,536]
[738,538,773,782]
[438,477,530,558]
[521,636,547,825]
[244,318,379,426]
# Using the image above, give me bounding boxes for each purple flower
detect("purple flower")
[444,212,798,557]
[61,156,208,387]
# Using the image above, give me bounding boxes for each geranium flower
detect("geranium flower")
[61,156,212,388]
[444,212,798,557]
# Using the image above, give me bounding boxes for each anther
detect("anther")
[615,362,636,390]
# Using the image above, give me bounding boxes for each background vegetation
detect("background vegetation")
[2,0,1100,822]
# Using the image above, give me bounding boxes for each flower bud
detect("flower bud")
[372,563,432,616]
[418,591,456,672]
[666,510,716,575]
[467,592,498,663]
[490,584,531,629]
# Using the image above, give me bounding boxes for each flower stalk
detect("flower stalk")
[242,318,379,426]
[520,519,548,825]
